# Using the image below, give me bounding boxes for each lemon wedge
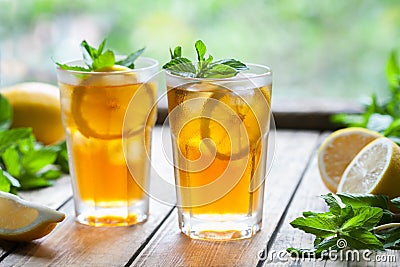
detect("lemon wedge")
[1,82,65,145]
[337,137,400,199]
[317,127,381,192]
[0,191,65,242]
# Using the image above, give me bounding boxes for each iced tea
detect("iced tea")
[166,65,272,240]
[57,58,158,226]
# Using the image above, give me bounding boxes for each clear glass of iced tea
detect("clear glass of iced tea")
[166,63,272,240]
[56,56,158,227]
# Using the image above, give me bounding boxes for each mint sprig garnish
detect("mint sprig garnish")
[56,39,144,71]
[163,40,248,78]
[287,193,400,258]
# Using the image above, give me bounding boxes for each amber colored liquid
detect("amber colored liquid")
[167,82,271,217]
[59,81,156,225]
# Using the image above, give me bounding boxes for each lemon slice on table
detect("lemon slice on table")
[200,85,269,160]
[317,127,381,192]
[337,137,400,199]
[0,191,65,242]
[71,70,155,140]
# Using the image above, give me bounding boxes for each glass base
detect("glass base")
[179,213,262,241]
[74,199,148,227]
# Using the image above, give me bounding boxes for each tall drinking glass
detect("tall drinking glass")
[166,64,272,240]
[56,57,158,226]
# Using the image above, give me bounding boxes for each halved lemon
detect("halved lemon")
[0,191,65,241]
[337,137,400,199]
[1,82,65,145]
[317,127,381,192]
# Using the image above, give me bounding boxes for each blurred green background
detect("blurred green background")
[1,0,399,102]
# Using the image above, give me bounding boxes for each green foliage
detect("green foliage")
[57,39,144,71]
[332,51,400,144]
[0,94,68,194]
[163,40,248,78]
[287,193,400,258]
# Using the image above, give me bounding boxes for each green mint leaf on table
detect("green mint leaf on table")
[391,197,400,210]
[337,193,390,209]
[375,227,400,249]
[286,193,400,258]
[342,229,383,250]
[2,147,21,178]
[340,207,383,231]
[0,127,69,193]
[163,39,248,78]
[290,215,337,238]
[0,128,32,153]
[21,148,57,174]
[321,193,342,215]
[56,38,144,71]
[0,94,12,131]
[18,174,52,190]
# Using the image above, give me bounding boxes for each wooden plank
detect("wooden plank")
[132,130,321,267]
[266,133,400,267]
[1,126,177,266]
[18,175,73,209]
[2,199,174,267]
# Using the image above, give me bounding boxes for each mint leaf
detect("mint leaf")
[321,193,342,215]
[0,128,32,153]
[341,207,383,231]
[391,197,400,210]
[195,40,207,62]
[56,63,89,72]
[213,59,249,71]
[0,169,11,192]
[92,49,115,70]
[57,39,144,72]
[163,40,248,78]
[375,227,400,249]
[81,40,98,67]
[163,57,196,77]
[0,94,12,131]
[290,215,337,238]
[116,47,145,69]
[204,64,238,78]
[342,229,383,250]
[170,46,182,59]
[48,141,69,173]
[337,193,390,209]
[21,148,57,174]
[386,50,400,88]
[18,174,52,190]
[39,169,61,180]
[2,147,20,177]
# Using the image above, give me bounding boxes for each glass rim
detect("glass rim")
[56,56,159,75]
[165,62,272,82]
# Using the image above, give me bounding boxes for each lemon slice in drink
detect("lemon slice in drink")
[0,191,65,241]
[318,127,381,192]
[200,84,268,160]
[337,137,400,199]
[71,66,156,139]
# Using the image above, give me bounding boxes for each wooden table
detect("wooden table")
[1,128,399,266]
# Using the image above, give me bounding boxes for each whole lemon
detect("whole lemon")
[1,82,65,145]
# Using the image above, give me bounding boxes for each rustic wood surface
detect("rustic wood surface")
[0,128,399,266]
